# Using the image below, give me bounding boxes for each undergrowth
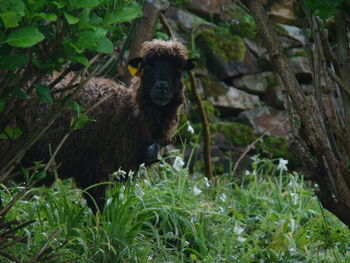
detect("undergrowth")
[1,156,350,262]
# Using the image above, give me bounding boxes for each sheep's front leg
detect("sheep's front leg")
[144,142,160,164]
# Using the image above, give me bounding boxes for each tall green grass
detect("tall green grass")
[1,156,349,262]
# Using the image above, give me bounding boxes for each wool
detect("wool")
[21,39,189,209]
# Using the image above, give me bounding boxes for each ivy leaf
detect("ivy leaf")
[76,27,113,53]
[0,12,20,28]
[51,1,65,8]
[69,101,84,112]
[27,0,45,12]
[7,26,45,47]
[91,36,113,53]
[33,170,46,180]
[69,54,90,67]
[35,84,54,104]
[71,113,93,130]
[70,0,100,9]
[0,54,28,69]
[36,12,58,21]
[104,5,142,25]
[11,87,30,99]
[0,125,23,140]
[64,12,79,25]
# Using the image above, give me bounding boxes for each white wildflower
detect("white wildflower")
[218,206,224,213]
[193,186,202,195]
[204,177,211,188]
[237,236,247,242]
[245,170,250,176]
[220,193,227,202]
[234,223,245,235]
[250,155,259,162]
[277,158,288,171]
[290,193,299,205]
[173,156,185,171]
[187,121,195,134]
[135,183,144,198]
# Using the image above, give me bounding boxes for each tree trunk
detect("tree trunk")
[240,0,350,227]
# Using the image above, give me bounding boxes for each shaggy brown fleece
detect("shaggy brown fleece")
[20,39,189,208]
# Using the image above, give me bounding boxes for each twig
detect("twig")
[159,10,213,180]
[0,181,38,217]
[0,220,35,237]
[28,229,61,263]
[0,251,21,263]
[159,13,176,39]
[232,121,287,176]
[189,71,213,181]
[326,67,350,97]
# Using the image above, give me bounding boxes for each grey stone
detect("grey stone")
[232,72,274,94]
[146,0,170,10]
[165,7,212,33]
[269,0,297,25]
[278,24,305,47]
[206,50,258,80]
[186,0,233,19]
[288,56,312,82]
[207,85,261,111]
[237,106,288,137]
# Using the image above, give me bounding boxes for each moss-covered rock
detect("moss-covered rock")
[190,100,219,123]
[210,122,255,147]
[197,29,246,62]
[257,136,297,165]
[200,75,228,100]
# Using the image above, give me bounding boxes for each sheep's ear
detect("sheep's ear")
[183,58,196,71]
[128,57,143,76]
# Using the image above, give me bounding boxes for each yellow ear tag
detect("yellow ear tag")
[128,65,139,76]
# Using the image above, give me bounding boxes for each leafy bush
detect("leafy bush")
[0,0,142,179]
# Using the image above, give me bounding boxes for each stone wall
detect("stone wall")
[157,0,307,174]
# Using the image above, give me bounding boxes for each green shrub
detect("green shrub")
[0,0,142,180]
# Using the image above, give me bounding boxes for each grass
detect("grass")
[1,156,350,262]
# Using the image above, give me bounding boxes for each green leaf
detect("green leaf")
[34,170,46,180]
[0,98,6,112]
[6,26,45,47]
[0,0,25,17]
[0,12,20,28]
[51,1,65,8]
[27,0,45,12]
[0,125,23,139]
[71,113,93,130]
[76,27,113,53]
[36,12,58,21]
[64,12,79,24]
[11,87,30,99]
[104,6,142,25]
[69,54,90,67]
[91,36,113,53]
[0,54,28,69]
[70,0,100,9]
[69,101,84,112]
[77,27,107,47]
[35,84,54,103]
[78,8,91,30]
[315,8,334,19]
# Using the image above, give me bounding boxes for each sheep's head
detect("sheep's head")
[129,40,195,107]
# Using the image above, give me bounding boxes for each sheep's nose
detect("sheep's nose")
[155,81,169,92]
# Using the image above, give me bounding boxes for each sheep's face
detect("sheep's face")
[129,55,195,106]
